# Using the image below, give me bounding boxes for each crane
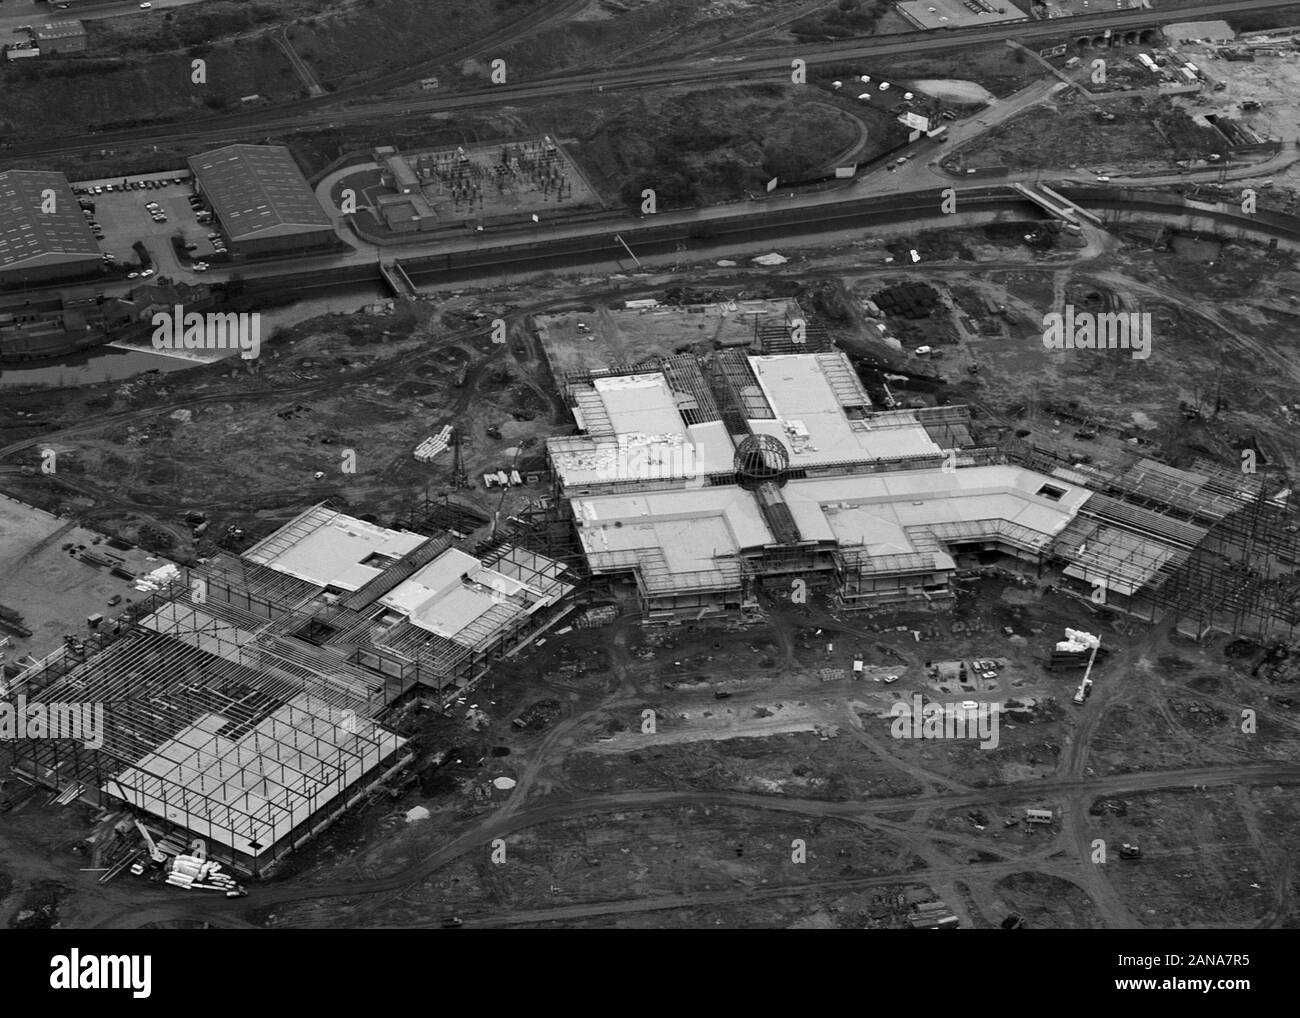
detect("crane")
[451,425,468,490]
[1073,637,1101,704]
[488,443,524,542]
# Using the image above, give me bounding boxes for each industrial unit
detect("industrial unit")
[2,504,574,875]
[34,21,88,54]
[0,169,101,287]
[544,349,1229,622]
[187,144,336,256]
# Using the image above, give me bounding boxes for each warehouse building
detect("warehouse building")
[548,351,1201,620]
[0,170,101,287]
[3,504,574,875]
[187,144,336,256]
[35,21,88,54]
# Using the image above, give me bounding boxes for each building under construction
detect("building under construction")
[544,350,1279,626]
[1009,445,1300,641]
[2,504,574,876]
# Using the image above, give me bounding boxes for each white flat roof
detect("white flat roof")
[572,486,773,590]
[244,506,426,591]
[593,372,686,437]
[784,464,1091,554]
[574,486,772,550]
[379,547,546,643]
[747,354,942,465]
[571,464,1092,590]
[550,420,734,488]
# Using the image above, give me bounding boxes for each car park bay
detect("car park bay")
[70,173,223,278]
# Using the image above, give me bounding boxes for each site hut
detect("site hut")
[0,170,101,287]
[2,504,573,877]
[34,21,87,54]
[186,144,336,258]
[1025,808,1055,824]
[542,342,1214,623]
[375,146,421,195]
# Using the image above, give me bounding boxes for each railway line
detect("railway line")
[5,0,1298,160]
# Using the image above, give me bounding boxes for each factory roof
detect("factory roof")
[243,504,426,591]
[380,151,421,192]
[590,372,688,437]
[187,144,333,242]
[746,353,941,465]
[785,464,1092,548]
[570,464,1098,593]
[548,420,734,489]
[379,546,568,647]
[0,170,100,273]
[35,21,87,39]
[571,486,773,593]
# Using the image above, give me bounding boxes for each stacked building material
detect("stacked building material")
[414,424,454,462]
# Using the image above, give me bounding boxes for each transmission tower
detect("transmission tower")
[451,426,468,489]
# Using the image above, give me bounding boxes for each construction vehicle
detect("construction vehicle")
[129,819,166,875]
[1119,843,1142,860]
[134,819,165,864]
[1072,634,1102,704]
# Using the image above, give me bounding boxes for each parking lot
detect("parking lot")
[897,0,1029,30]
[71,171,227,279]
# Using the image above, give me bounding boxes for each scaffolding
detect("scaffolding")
[392,494,489,536]
[709,349,773,436]
[2,501,580,874]
[5,579,412,877]
[1010,440,1300,637]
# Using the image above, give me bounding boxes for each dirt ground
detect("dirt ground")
[132,584,1300,931]
[0,292,576,562]
[4,182,1300,928]
[536,298,801,376]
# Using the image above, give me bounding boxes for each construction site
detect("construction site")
[3,503,574,877]
[6,96,1300,925]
